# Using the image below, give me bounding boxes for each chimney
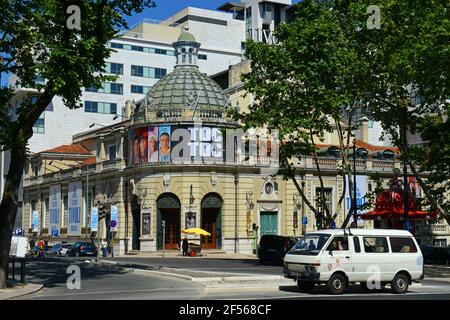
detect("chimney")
[359,116,369,143]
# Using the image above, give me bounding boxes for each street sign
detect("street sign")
[14,228,23,236]
[302,217,308,225]
[330,221,336,229]
[110,220,117,228]
[91,207,98,232]
[51,228,59,237]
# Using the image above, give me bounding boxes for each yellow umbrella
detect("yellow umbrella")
[181,228,211,236]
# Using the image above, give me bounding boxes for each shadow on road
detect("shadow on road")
[25,260,129,288]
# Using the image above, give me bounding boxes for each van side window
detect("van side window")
[353,236,361,253]
[363,237,389,253]
[326,237,348,251]
[390,237,418,253]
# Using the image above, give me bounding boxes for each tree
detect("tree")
[353,0,450,224]
[237,0,370,229]
[0,0,156,289]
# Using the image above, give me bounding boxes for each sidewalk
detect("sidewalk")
[424,264,450,282]
[123,251,258,260]
[0,281,43,300]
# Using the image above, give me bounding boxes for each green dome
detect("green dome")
[144,65,229,112]
[177,30,197,42]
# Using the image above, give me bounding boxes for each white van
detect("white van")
[283,229,424,295]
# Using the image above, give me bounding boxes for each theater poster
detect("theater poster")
[68,181,82,236]
[130,126,149,165]
[159,126,171,163]
[49,185,61,237]
[148,126,159,163]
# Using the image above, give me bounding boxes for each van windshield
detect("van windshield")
[289,234,331,256]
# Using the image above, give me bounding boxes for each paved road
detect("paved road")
[104,256,282,275]
[15,259,450,300]
[15,260,204,300]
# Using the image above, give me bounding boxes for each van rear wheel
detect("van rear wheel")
[297,281,315,292]
[391,273,409,294]
[327,273,347,295]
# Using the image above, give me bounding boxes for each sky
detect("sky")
[1,0,302,86]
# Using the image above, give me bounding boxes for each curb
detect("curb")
[424,277,450,283]
[96,260,294,291]
[0,284,44,300]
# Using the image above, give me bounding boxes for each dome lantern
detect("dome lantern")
[173,27,200,67]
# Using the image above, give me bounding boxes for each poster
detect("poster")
[186,212,196,229]
[49,185,61,237]
[32,211,39,232]
[159,126,171,163]
[345,175,367,223]
[68,181,82,236]
[148,126,159,163]
[187,126,222,160]
[91,207,98,232]
[130,126,149,165]
[110,205,118,232]
[142,210,151,236]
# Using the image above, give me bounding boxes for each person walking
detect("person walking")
[182,238,189,257]
[37,238,45,258]
[101,239,108,257]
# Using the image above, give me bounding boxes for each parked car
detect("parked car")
[66,241,98,257]
[283,229,424,295]
[421,245,450,265]
[258,235,299,265]
[46,243,73,257]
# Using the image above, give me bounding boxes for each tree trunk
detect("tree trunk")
[0,91,53,288]
[0,145,27,288]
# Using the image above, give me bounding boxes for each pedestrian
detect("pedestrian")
[101,239,108,257]
[182,238,189,257]
[37,237,45,258]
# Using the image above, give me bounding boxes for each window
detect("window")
[353,236,361,253]
[131,65,144,77]
[363,237,389,253]
[44,198,49,228]
[316,188,333,216]
[63,195,68,227]
[106,63,124,75]
[246,7,252,39]
[84,101,117,114]
[390,237,418,253]
[368,120,374,128]
[131,85,151,94]
[198,54,207,60]
[107,144,117,161]
[433,239,447,247]
[109,42,175,56]
[86,83,123,95]
[326,236,349,251]
[131,65,167,79]
[33,112,45,133]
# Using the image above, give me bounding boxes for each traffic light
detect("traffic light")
[252,223,259,231]
[315,214,322,229]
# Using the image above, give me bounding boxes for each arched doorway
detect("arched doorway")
[157,193,181,250]
[131,195,141,251]
[201,193,222,249]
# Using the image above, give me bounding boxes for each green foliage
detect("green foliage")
[0,0,156,149]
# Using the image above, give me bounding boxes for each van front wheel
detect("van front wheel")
[297,281,315,292]
[327,273,347,295]
[391,273,409,294]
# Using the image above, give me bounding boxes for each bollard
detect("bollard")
[12,256,15,281]
[20,259,26,284]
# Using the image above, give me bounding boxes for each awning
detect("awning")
[361,210,438,220]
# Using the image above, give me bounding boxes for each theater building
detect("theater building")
[23,30,436,255]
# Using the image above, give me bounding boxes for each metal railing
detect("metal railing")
[6,256,27,284]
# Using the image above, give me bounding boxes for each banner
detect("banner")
[32,211,39,232]
[91,207,98,232]
[49,185,61,237]
[68,181,82,236]
[110,205,118,232]
[148,126,159,163]
[346,175,367,223]
[159,126,171,163]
